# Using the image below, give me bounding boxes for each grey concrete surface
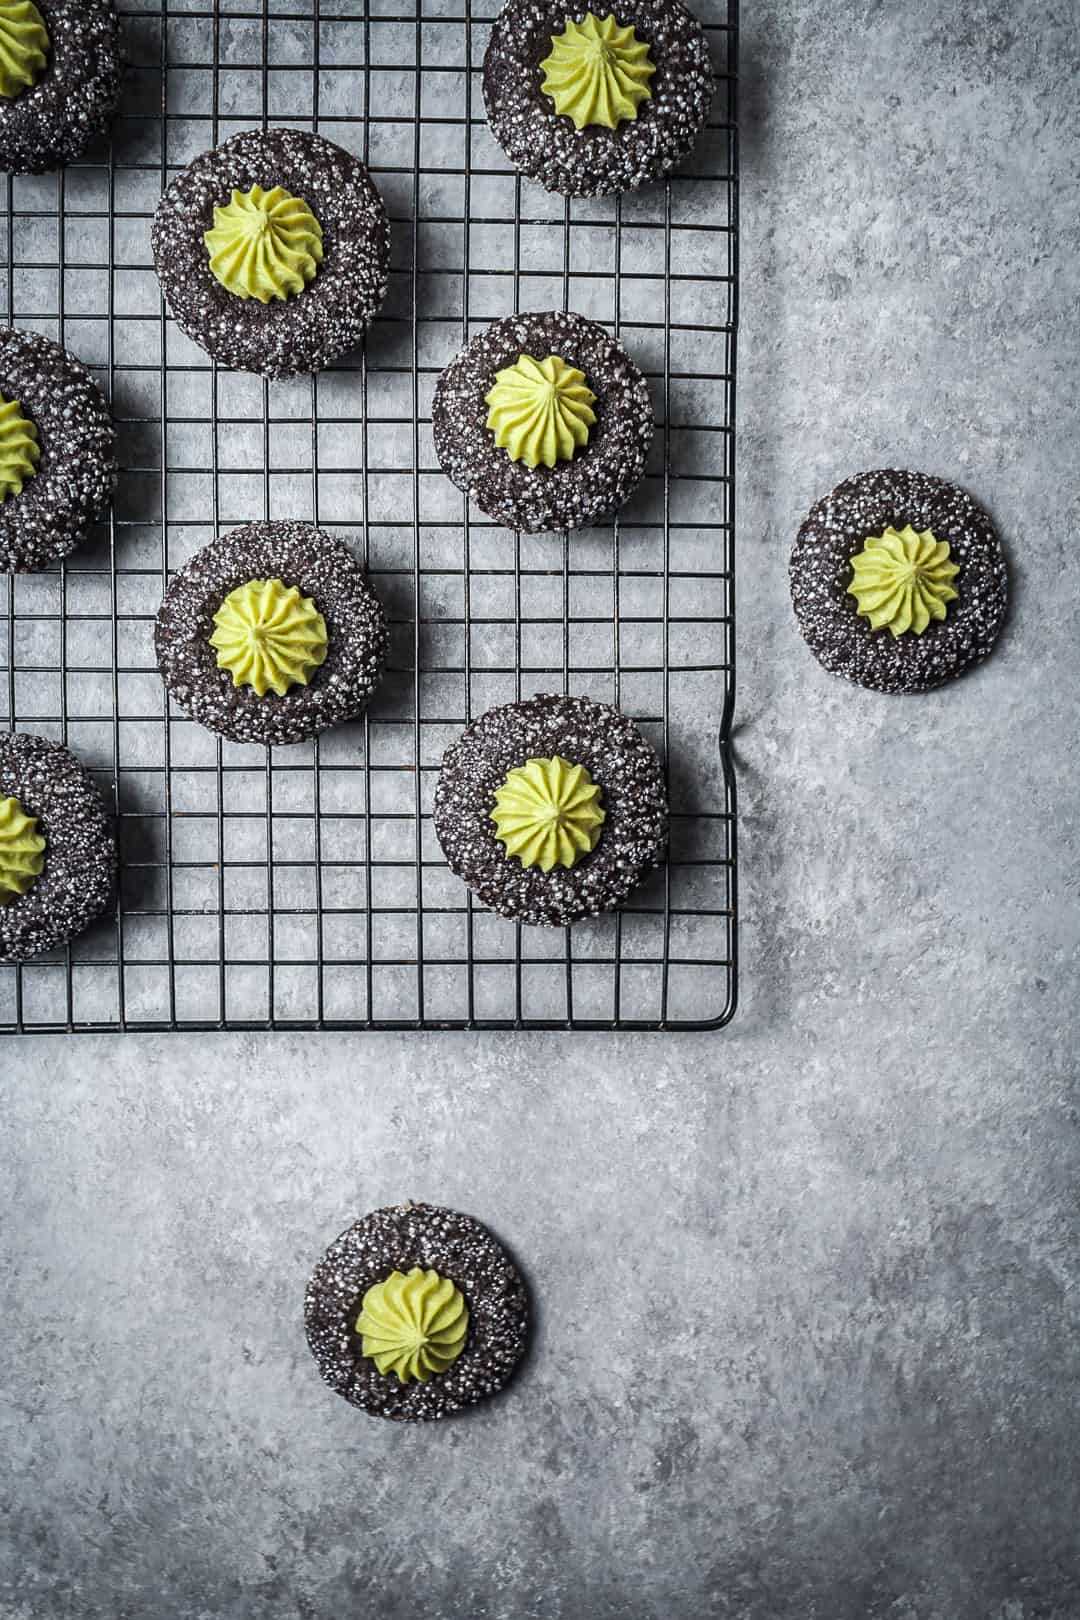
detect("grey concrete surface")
[4,1,1080,1616]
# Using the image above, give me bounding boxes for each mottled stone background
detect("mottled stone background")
[4,1,1079,1616]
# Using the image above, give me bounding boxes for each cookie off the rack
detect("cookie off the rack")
[0,326,116,573]
[790,468,1008,694]
[305,1202,529,1422]
[434,693,668,926]
[432,310,655,533]
[0,732,116,962]
[151,127,390,379]
[155,521,388,747]
[0,0,122,175]
[483,0,714,196]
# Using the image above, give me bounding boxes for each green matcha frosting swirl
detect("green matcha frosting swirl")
[0,793,45,903]
[356,1268,469,1384]
[491,755,605,871]
[540,12,655,130]
[210,578,328,697]
[848,524,960,637]
[204,184,324,304]
[0,393,40,504]
[0,1,49,100]
[485,353,597,469]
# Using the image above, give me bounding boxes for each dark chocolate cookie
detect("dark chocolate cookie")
[483,0,714,196]
[432,310,654,533]
[434,692,668,926]
[151,127,391,379]
[0,326,116,573]
[0,0,121,175]
[305,1202,529,1423]
[155,521,389,747]
[0,731,115,962]
[790,468,1009,694]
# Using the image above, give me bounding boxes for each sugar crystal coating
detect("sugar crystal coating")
[483,0,714,196]
[790,469,1008,694]
[0,326,116,573]
[433,311,654,533]
[152,128,390,379]
[435,692,668,926]
[155,522,388,747]
[0,0,121,175]
[305,1202,529,1422]
[0,732,115,962]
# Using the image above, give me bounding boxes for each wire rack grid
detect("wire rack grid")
[0,0,737,1033]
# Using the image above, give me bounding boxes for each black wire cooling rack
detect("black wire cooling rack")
[0,0,737,1033]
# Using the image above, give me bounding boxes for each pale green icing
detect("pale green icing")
[0,393,40,504]
[848,524,960,637]
[540,12,655,131]
[204,185,324,304]
[356,1268,469,1384]
[485,353,597,468]
[210,578,328,696]
[0,793,45,903]
[491,755,605,871]
[0,2,49,101]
